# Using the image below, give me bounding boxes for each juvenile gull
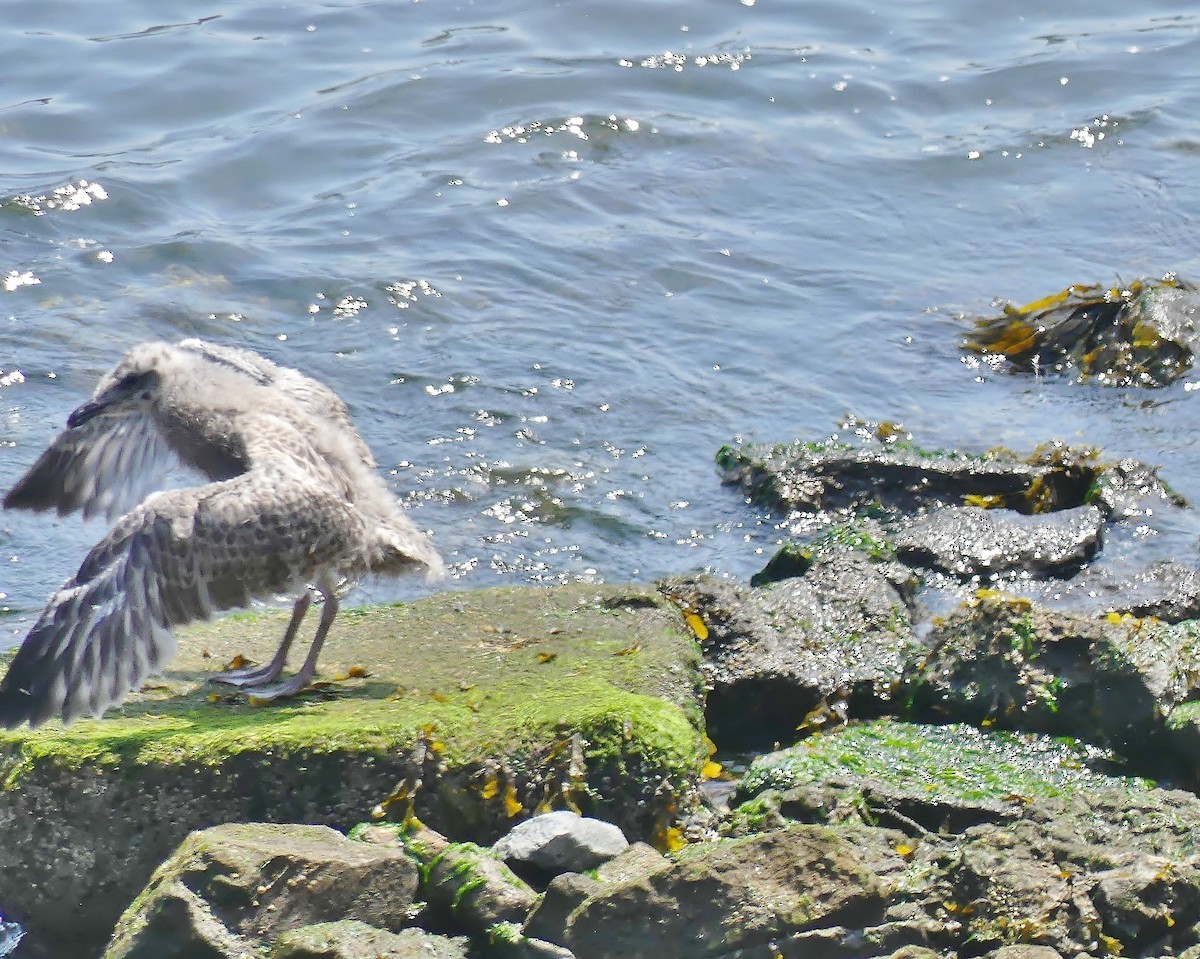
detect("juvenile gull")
[0,339,443,728]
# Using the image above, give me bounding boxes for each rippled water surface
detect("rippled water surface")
[3,0,1200,641]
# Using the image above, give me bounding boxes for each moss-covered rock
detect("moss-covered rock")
[904,592,1200,771]
[725,720,1200,958]
[0,584,706,959]
[103,822,420,959]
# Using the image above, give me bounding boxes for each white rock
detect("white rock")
[492,811,629,873]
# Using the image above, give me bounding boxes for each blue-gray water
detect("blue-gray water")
[5,4,1200,631]
[4,0,1200,948]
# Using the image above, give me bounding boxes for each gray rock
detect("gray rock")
[492,811,628,874]
[905,592,1200,763]
[664,542,917,744]
[103,823,420,959]
[523,873,602,943]
[358,823,538,934]
[982,948,1064,959]
[893,505,1103,579]
[273,922,469,959]
[727,719,1200,958]
[530,822,890,959]
[716,440,1095,517]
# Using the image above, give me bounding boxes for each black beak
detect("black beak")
[66,398,110,429]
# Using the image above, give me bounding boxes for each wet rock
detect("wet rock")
[728,719,1200,958]
[273,921,469,959]
[964,276,1200,387]
[103,823,420,959]
[893,505,1103,579]
[717,440,1098,518]
[905,592,1200,765]
[664,539,917,745]
[492,811,629,875]
[0,584,706,959]
[1088,456,1188,517]
[355,823,537,934]
[981,948,1064,959]
[522,842,664,941]
[530,822,890,959]
[1112,560,1200,622]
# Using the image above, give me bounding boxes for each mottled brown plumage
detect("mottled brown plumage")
[0,339,443,728]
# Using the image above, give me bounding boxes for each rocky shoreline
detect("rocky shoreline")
[6,435,1200,958]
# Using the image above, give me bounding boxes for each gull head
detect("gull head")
[67,342,177,428]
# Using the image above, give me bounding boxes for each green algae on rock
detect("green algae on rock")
[905,592,1200,770]
[722,719,1200,958]
[0,584,706,959]
[732,719,1148,825]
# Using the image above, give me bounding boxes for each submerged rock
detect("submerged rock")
[103,823,420,959]
[0,584,706,959]
[964,276,1200,387]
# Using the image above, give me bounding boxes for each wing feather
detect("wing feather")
[0,468,361,729]
[4,411,175,521]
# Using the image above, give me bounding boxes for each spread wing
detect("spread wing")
[3,410,176,521]
[0,457,362,729]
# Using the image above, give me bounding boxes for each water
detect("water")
[3,2,1200,639]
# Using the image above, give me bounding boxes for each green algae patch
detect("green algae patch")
[736,719,1150,808]
[0,583,706,959]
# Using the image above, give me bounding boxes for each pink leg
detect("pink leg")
[235,583,339,701]
[210,592,313,689]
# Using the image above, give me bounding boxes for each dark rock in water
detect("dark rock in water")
[893,504,1104,579]
[492,811,629,875]
[964,276,1200,387]
[527,822,890,959]
[717,439,1099,518]
[1088,456,1189,517]
[664,540,918,747]
[104,823,420,959]
[726,719,1200,959]
[905,592,1200,768]
[274,921,469,959]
